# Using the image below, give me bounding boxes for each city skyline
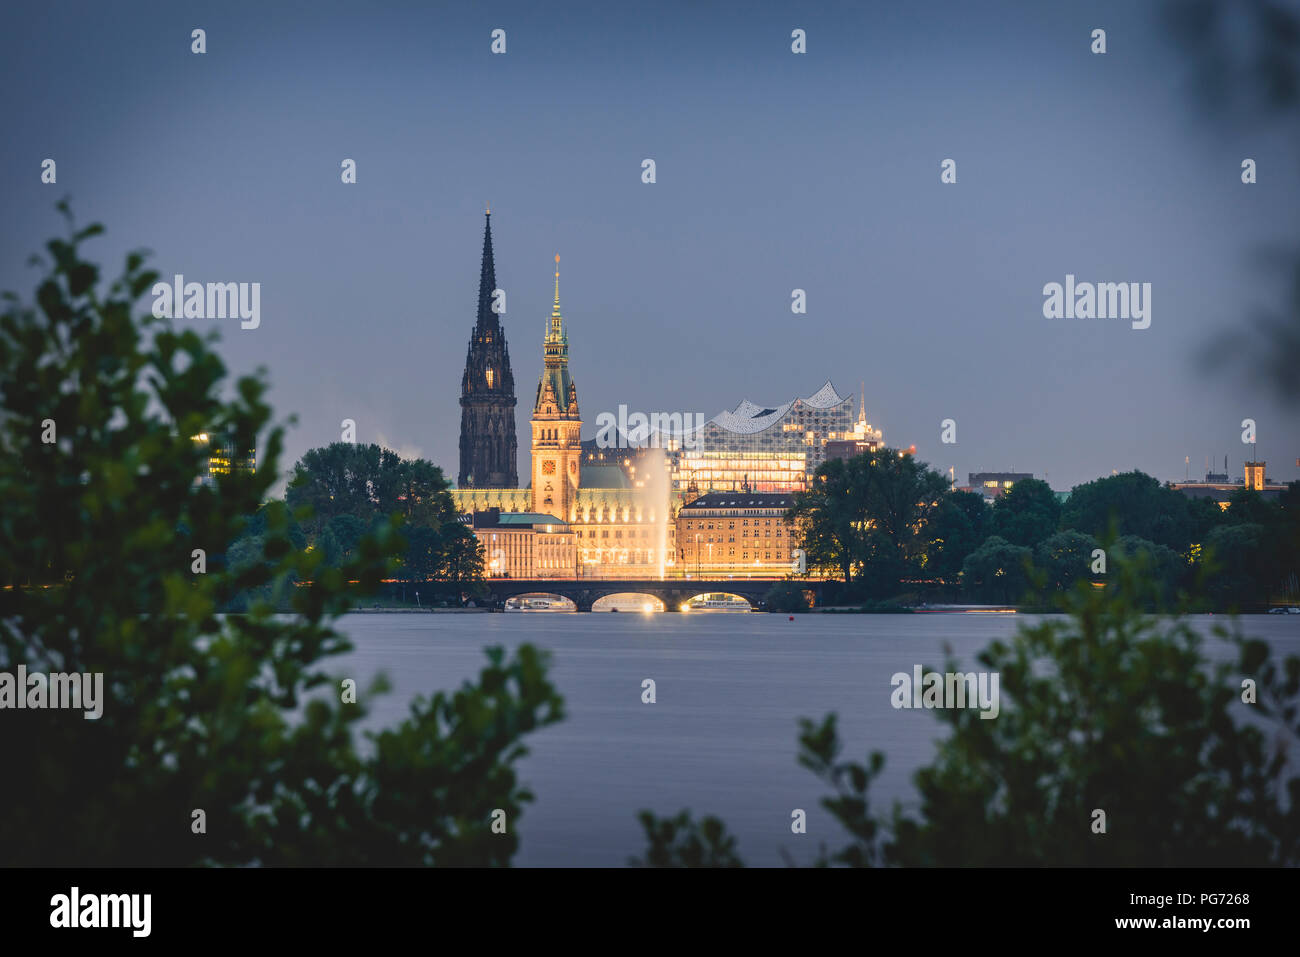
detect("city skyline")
[3,0,1297,492]
[3,0,1299,898]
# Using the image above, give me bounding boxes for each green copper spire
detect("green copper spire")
[546,253,567,348]
[535,253,578,416]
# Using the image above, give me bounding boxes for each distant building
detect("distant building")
[191,432,255,488]
[676,492,795,578]
[452,250,673,579]
[674,448,808,494]
[1172,461,1287,508]
[643,382,886,496]
[472,508,575,579]
[822,391,887,465]
[446,219,892,581]
[579,443,664,488]
[458,209,519,489]
[677,382,867,479]
[959,471,1034,503]
[823,439,877,463]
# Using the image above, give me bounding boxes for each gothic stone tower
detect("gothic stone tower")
[531,254,582,520]
[458,209,518,488]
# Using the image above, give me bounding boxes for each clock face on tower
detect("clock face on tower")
[542,460,556,475]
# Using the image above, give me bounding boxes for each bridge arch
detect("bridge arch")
[679,591,756,612]
[485,579,781,612]
[503,592,576,612]
[591,593,666,613]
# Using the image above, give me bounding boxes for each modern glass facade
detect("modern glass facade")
[673,449,807,493]
[666,382,881,492]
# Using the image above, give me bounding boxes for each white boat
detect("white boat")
[683,593,752,613]
[505,597,557,612]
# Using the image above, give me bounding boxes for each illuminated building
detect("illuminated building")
[570,460,686,578]
[529,255,583,521]
[823,392,886,463]
[677,492,796,578]
[446,222,891,580]
[674,449,808,494]
[190,432,255,488]
[664,382,882,493]
[452,251,672,579]
[683,382,857,474]
[1173,461,1287,508]
[472,508,574,579]
[958,471,1034,503]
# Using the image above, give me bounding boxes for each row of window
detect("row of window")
[688,530,783,543]
[578,550,658,564]
[682,518,783,529]
[689,552,779,561]
[577,528,654,539]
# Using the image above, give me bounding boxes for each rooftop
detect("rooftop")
[709,381,850,436]
[472,508,570,528]
[681,491,795,510]
[581,463,633,489]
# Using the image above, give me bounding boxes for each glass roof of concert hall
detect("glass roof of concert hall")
[708,381,849,435]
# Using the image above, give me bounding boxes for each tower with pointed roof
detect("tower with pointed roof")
[458,209,519,489]
[530,254,582,520]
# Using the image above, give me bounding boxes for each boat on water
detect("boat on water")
[682,593,753,613]
[504,597,560,612]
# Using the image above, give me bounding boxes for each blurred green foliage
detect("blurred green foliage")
[0,206,562,865]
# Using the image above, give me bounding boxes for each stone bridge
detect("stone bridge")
[483,578,789,612]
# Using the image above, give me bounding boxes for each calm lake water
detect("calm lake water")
[330,610,1300,867]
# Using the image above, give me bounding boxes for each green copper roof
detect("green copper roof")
[534,255,579,416]
[497,512,570,526]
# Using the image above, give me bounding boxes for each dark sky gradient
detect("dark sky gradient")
[3,0,1297,490]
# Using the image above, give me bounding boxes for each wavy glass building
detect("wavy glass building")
[669,383,884,495]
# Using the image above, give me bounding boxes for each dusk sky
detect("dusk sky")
[3,0,1297,491]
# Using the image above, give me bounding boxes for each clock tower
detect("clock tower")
[530,254,582,520]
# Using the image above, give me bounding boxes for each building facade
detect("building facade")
[676,492,796,578]
[958,471,1035,503]
[458,209,519,489]
[191,432,255,488]
[448,230,879,582]
[472,508,575,579]
[452,252,673,579]
[1172,461,1288,507]
[664,383,882,494]
[530,255,583,520]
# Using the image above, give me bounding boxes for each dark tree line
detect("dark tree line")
[221,441,484,608]
[788,450,1300,609]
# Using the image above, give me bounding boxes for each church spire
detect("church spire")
[547,253,566,343]
[476,208,498,329]
[459,209,518,489]
[535,253,577,417]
